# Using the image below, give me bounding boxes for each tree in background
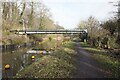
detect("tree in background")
[116,1,120,45]
[78,16,101,47]
[1,1,59,45]
[101,18,118,48]
[102,19,117,37]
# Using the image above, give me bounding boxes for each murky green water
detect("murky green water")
[2,38,63,78]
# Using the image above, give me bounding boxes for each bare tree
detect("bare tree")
[20,3,26,18]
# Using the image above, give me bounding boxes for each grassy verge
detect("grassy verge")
[80,42,120,78]
[14,41,76,78]
[79,42,90,47]
[93,54,120,78]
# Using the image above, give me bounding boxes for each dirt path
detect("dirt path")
[72,42,114,78]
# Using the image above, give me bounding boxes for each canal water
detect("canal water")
[2,37,63,78]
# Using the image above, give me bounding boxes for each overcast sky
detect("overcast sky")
[1,0,118,29]
[42,0,117,29]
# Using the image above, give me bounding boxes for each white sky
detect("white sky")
[42,0,118,29]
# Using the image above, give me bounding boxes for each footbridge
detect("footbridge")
[10,30,87,35]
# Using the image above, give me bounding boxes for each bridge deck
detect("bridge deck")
[10,30,87,34]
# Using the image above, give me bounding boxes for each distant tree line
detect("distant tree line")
[77,1,120,49]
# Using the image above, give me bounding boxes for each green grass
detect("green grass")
[80,42,120,78]
[15,55,74,78]
[84,47,107,54]
[80,42,90,47]
[93,54,120,78]
[80,42,106,54]
[63,41,75,49]
[14,41,76,78]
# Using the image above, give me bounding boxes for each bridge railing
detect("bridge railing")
[10,29,87,34]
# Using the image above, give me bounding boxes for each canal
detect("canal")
[2,36,63,78]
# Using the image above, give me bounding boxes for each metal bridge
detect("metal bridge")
[10,30,87,35]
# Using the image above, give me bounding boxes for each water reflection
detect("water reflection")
[2,38,63,78]
[2,49,43,78]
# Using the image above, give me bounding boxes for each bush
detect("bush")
[109,37,120,49]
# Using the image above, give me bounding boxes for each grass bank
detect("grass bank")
[14,41,76,78]
[80,42,120,78]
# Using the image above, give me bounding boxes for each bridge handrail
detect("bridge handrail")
[10,29,86,32]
